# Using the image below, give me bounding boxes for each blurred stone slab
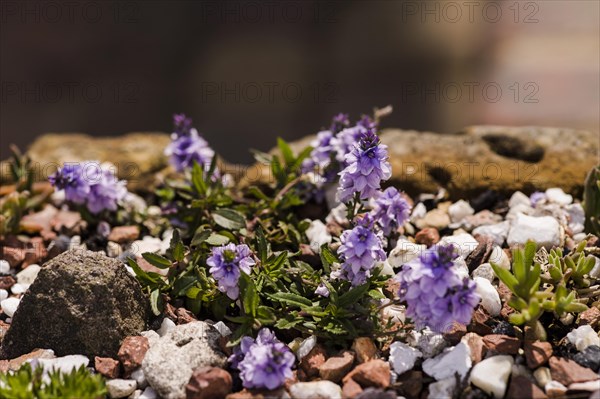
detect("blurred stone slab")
[1,132,171,192]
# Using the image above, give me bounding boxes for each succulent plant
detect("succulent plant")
[0,363,107,399]
[584,165,600,235]
[492,240,592,340]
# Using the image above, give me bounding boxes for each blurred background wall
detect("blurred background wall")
[1,0,598,163]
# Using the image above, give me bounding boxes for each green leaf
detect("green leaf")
[508,313,526,325]
[206,233,230,246]
[255,226,268,264]
[257,306,277,324]
[289,146,313,173]
[368,289,386,300]
[277,137,295,166]
[171,275,197,297]
[275,315,303,330]
[191,229,211,246]
[127,258,161,287]
[563,302,588,313]
[142,252,172,269]
[491,263,518,292]
[319,244,338,274]
[191,161,207,194]
[212,209,246,230]
[150,289,163,316]
[338,283,370,308]
[269,292,313,309]
[512,247,526,284]
[239,273,259,318]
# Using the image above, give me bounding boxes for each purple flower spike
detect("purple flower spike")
[336,130,391,203]
[207,243,255,300]
[397,244,480,333]
[49,162,127,214]
[49,163,90,205]
[329,113,350,133]
[165,128,215,172]
[172,113,193,136]
[232,328,295,390]
[370,187,412,235]
[337,223,386,286]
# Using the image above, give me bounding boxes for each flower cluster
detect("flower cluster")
[301,114,381,196]
[49,162,127,214]
[337,129,391,203]
[207,243,255,300]
[370,187,412,235]
[336,218,386,286]
[165,114,215,172]
[397,244,480,332]
[230,328,295,390]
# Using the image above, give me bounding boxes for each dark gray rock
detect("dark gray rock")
[1,249,149,358]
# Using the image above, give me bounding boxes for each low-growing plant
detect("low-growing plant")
[491,240,594,340]
[1,146,50,236]
[584,165,600,235]
[0,363,107,399]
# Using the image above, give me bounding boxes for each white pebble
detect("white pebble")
[422,342,471,380]
[0,260,10,274]
[508,191,531,208]
[0,289,8,301]
[566,325,600,351]
[568,380,600,392]
[545,188,573,205]
[407,328,447,358]
[139,387,158,399]
[488,246,510,270]
[289,381,342,399]
[296,335,317,360]
[387,239,426,268]
[106,379,137,399]
[1,297,21,317]
[389,341,422,375]
[157,318,176,337]
[131,368,147,389]
[213,321,232,337]
[448,200,474,223]
[469,355,514,398]
[16,264,41,285]
[545,381,567,397]
[507,213,561,249]
[439,233,479,258]
[566,204,586,234]
[472,263,495,282]
[37,355,89,374]
[10,283,29,295]
[428,377,456,399]
[472,221,510,247]
[410,202,427,224]
[474,277,501,316]
[533,367,551,387]
[305,220,332,253]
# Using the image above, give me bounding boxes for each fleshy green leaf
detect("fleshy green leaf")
[142,252,172,269]
[212,209,246,230]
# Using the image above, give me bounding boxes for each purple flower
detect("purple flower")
[337,223,386,286]
[336,130,391,203]
[87,169,127,213]
[329,113,350,133]
[172,113,193,136]
[331,125,367,165]
[530,191,546,207]
[356,115,376,130]
[315,283,330,297]
[370,187,412,235]
[207,243,255,300]
[165,128,215,172]
[49,162,126,214]
[49,163,90,205]
[397,244,480,333]
[232,328,295,390]
[301,130,335,175]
